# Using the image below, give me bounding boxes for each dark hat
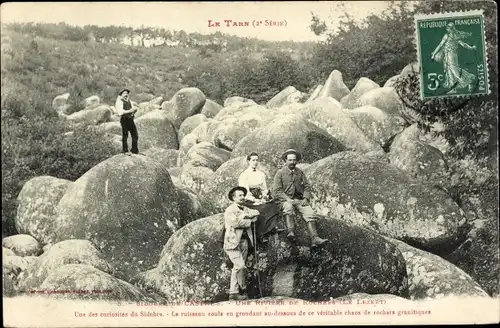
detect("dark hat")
[282,149,301,161]
[118,88,130,96]
[228,186,247,201]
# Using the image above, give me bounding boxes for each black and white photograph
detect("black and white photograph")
[1,1,498,326]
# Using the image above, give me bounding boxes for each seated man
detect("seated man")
[223,186,259,301]
[272,149,328,247]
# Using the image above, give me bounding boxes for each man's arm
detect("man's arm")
[224,207,256,229]
[115,98,125,116]
[272,170,292,203]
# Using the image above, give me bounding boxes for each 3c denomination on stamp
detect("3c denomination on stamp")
[414,10,490,100]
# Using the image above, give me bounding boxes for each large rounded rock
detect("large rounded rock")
[152,213,408,303]
[52,93,70,114]
[183,142,231,171]
[305,85,323,103]
[142,147,179,169]
[231,114,347,169]
[201,99,223,118]
[135,102,161,119]
[17,239,113,292]
[149,96,164,106]
[162,87,206,129]
[301,98,381,153]
[190,119,223,143]
[176,119,225,164]
[152,214,228,302]
[15,176,72,246]
[3,256,31,284]
[108,134,153,154]
[340,77,380,109]
[177,132,199,167]
[134,109,179,150]
[66,104,111,125]
[176,187,204,227]
[3,247,15,257]
[52,154,181,279]
[98,121,121,135]
[167,167,182,180]
[266,86,299,108]
[199,156,276,214]
[284,91,306,105]
[178,114,208,142]
[317,70,350,101]
[214,103,270,123]
[389,125,449,184]
[356,87,404,117]
[269,215,409,300]
[83,95,100,109]
[384,75,401,88]
[223,96,256,107]
[2,235,42,257]
[38,264,157,302]
[304,151,468,254]
[274,103,305,117]
[213,113,265,151]
[348,105,406,148]
[180,164,215,195]
[400,62,420,78]
[385,237,489,300]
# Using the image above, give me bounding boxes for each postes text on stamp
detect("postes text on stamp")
[414,10,489,100]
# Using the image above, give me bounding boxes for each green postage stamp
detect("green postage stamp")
[414,10,490,100]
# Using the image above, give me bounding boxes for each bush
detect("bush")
[1,97,116,237]
[444,159,499,296]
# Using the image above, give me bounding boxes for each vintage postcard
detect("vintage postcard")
[2,1,499,327]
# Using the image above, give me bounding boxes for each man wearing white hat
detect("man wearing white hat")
[223,186,260,301]
[115,88,139,154]
[272,149,328,247]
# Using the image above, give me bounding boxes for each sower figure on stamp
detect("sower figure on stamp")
[223,186,259,301]
[272,149,328,247]
[115,88,139,154]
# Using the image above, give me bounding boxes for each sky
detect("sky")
[1,1,392,42]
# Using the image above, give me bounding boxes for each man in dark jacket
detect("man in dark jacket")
[272,149,328,247]
[115,88,139,154]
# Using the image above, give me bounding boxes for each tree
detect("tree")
[309,12,327,36]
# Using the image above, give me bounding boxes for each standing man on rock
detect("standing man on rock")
[115,88,139,154]
[223,186,259,301]
[272,149,329,247]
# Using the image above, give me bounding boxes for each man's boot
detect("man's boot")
[236,269,249,299]
[285,215,296,242]
[229,293,248,301]
[307,221,328,247]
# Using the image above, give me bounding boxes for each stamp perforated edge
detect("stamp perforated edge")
[413,9,491,100]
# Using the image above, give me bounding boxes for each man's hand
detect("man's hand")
[244,209,259,219]
[250,216,258,223]
[300,198,309,206]
[249,209,260,217]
